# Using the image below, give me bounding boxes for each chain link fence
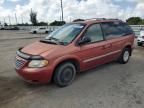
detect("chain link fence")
[17,25,144,37]
[130,25,144,37]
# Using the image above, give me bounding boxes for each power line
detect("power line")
[21,15,24,24]
[3,17,5,24]
[15,13,18,24]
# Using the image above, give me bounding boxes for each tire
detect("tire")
[33,31,37,34]
[54,62,76,87]
[118,48,130,64]
[45,31,48,34]
[137,42,142,46]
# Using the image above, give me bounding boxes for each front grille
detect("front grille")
[15,57,27,69]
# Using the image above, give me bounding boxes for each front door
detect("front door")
[78,24,112,71]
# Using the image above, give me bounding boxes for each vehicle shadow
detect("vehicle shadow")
[75,61,118,81]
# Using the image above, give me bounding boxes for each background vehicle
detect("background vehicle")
[15,18,135,87]
[0,27,5,30]
[137,29,144,46]
[0,26,19,30]
[30,27,49,34]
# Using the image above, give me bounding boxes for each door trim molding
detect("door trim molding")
[83,50,121,63]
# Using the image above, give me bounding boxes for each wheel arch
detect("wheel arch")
[54,58,80,72]
[51,58,80,81]
[124,45,132,56]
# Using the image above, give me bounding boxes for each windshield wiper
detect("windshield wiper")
[48,37,59,41]
[45,37,67,45]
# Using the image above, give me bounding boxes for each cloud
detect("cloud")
[7,0,21,2]
[0,0,4,4]
[0,0,144,24]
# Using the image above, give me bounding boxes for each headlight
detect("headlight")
[28,60,48,68]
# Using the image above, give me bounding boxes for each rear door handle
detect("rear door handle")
[103,44,112,49]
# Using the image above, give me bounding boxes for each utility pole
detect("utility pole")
[8,16,11,25]
[60,0,64,21]
[15,13,18,24]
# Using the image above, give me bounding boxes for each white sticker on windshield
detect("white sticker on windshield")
[73,25,84,28]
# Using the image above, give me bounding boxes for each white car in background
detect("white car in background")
[137,30,144,46]
[30,27,49,34]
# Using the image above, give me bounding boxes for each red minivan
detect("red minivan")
[15,19,135,87]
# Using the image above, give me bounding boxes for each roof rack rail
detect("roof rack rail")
[85,18,106,21]
[107,18,119,20]
[85,18,120,21]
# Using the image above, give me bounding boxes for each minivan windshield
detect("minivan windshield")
[45,23,85,45]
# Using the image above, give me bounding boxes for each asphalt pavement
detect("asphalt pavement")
[0,30,144,108]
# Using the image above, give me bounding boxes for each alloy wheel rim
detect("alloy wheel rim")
[61,67,73,83]
[123,51,129,62]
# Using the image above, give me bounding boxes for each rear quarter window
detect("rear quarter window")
[39,28,46,29]
[101,21,133,39]
[118,23,133,35]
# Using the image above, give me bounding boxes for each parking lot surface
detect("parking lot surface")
[0,30,144,108]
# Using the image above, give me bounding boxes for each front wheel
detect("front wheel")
[33,31,37,34]
[54,63,76,87]
[118,48,130,64]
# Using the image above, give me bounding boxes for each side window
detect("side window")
[84,24,104,42]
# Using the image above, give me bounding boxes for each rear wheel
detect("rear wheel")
[137,42,142,46]
[54,62,76,87]
[118,48,130,64]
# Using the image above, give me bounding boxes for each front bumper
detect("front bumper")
[16,66,53,84]
[15,56,54,84]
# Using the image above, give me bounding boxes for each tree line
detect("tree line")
[1,10,66,26]
[126,17,144,25]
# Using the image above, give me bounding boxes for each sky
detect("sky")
[0,0,144,24]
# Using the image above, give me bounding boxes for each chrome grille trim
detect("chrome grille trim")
[15,57,27,69]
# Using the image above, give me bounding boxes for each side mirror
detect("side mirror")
[78,37,91,45]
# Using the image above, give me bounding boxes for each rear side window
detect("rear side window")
[101,22,133,39]
[84,24,104,42]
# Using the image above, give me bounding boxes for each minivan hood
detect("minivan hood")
[21,41,59,55]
